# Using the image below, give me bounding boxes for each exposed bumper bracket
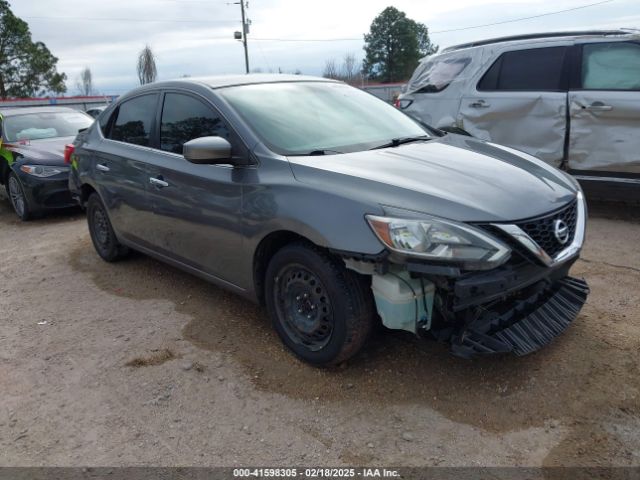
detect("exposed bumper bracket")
[451,276,589,358]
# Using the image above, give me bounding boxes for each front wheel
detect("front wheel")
[265,242,375,367]
[6,172,31,221]
[86,193,128,262]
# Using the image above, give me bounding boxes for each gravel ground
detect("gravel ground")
[0,192,638,467]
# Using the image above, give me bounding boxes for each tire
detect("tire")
[6,171,31,221]
[265,242,374,367]
[86,193,128,262]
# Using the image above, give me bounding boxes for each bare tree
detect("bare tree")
[137,45,157,85]
[323,54,363,85]
[323,58,339,79]
[342,53,358,82]
[75,67,94,96]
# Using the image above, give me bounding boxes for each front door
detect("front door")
[459,45,570,167]
[143,91,248,284]
[568,41,640,176]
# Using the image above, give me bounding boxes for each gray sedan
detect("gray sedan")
[68,75,589,366]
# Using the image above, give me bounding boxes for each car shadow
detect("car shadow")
[0,191,83,225]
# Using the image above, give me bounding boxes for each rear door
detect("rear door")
[96,93,159,246]
[142,91,248,283]
[459,45,570,167]
[567,40,640,176]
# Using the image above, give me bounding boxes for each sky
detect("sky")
[11,0,640,95]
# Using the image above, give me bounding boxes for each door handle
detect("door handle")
[96,163,110,172]
[149,177,169,188]
[584,102,613,112]
[469,99,490,109]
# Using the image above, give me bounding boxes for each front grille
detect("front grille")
[516,201,578,258]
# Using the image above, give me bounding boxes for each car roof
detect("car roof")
[441,29,638,53]
[0,106,82,117]
[132,74,337,93]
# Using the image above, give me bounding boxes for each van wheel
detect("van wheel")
[265,242,374,367]
[87,193,128,262]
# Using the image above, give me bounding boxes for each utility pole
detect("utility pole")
[234,1,250,74]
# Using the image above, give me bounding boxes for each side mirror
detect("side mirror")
[183,136,233,165]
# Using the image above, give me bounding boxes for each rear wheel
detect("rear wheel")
[87,193,128,262]
[6,172,31,221]
[265,242,374,367]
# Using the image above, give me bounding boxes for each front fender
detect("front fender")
[243,182,385,256]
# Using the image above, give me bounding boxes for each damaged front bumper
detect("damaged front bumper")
[346,254,590,358]
[449,276,589,358]
[343,194,590,358]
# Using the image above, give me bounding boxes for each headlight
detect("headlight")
[20,165,69,177]
[366,214,511,270]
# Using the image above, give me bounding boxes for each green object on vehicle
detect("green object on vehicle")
[0,146,13,165]
[0,112,11,166]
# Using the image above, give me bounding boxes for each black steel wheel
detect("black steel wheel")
[86,193,128,262]
[274,264,334,351]
[265,242,374,367]
[6,172,30,221]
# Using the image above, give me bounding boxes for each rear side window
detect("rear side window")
[109,94,157,146]
[478,47,568,91]
[407,56,471,93]
[581,42,640,90]
[160,93,230,154]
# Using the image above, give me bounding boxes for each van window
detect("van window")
[109,94,157,146]
[407,56,471,93]
[581,42,640,90]
[478,47,568,91]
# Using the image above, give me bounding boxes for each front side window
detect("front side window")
[407,56,471,93]
[160,93,229,154]
[3,111,93,142]
[219,82,428,155]
[109,94,157,146]
[478,46,568,91]
[581,42,640,90]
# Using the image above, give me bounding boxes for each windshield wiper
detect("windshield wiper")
[369,135,431,150]
[289,149,344,156]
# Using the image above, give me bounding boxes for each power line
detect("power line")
[430,0,615,34]
[21,0,616,37]
[252,37,361,42]
[251,0,616,42]
[23,16,239,24]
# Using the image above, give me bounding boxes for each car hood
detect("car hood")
[7,136,73,166]
[287,134,578,223]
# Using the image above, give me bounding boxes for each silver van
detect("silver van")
[398,30,640,199]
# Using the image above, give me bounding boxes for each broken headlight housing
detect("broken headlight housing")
[366,214,511,270]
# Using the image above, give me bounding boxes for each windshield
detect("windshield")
[219,82,429,155]
[3,111,93,142]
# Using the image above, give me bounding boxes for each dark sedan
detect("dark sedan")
[0,107,94,220]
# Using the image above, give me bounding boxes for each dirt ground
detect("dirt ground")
[0,192,638,467]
